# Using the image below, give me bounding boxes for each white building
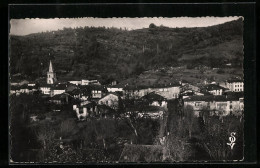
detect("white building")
[184,95,244,117]
[68,81,81,85]
[107,85,124,93]
[204,84,225,95]
[81,79,101,85]
[98,93,119,109]
[39,85,51,95]
[50,84,67,97]
[226,79,244,92]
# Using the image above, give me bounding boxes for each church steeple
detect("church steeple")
[49,60,54,72]
[47,60,57,84]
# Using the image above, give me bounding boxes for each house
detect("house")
[141,92,167,107]
[68,80,81,86]
[19,84,30,94]
[68,89,86,100]
[126,105,165,119]
[50,84,67,97]
[10,85,20,95]
[179,79,189,86]
[149,83,181,100]
[123,83,181,100]
[181,90,195,99]
[65,83,78,92]
[226,79,244,92]
[95,104,117,118]
[90,85,107,99]
[107,84,124,93]
[49,93,72,105]
[81,79,101,85]
[28,84,38,94]
[203,84,226,95]
[183,95,244,117]
[123,85,149,99]
[74,102,96,120]
[98,93,120,110]
[119,144,167,162]
[39,84,51,95]
[111,80,119,86]
[28,83,36,87]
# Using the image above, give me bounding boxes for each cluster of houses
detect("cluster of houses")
[10,60,244,121]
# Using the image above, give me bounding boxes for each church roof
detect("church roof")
[49,60,54,72]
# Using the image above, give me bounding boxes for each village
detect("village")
[10,60,244,120]
[10,60,244,162]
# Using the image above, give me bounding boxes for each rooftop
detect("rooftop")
[141,92,165,102]
[184,95,243,102]
[227,79,243,83]
[123,83,180,90]
[204,84,226,91]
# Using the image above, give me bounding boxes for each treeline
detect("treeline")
[10,18,243,83]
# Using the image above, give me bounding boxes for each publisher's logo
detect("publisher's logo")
[227,132,236,150]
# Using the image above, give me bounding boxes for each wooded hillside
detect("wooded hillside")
[10,18,243,83]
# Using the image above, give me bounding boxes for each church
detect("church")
[47,60,57,84]
[39,60,57,95]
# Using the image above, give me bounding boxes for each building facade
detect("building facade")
[98,93,119,109]
[226,79,244,92]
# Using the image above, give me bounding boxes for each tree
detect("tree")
[200,106,211,125]
[183,105,196,139]
[149,23,157,29]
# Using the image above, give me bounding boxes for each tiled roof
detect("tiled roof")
[223,91,244,98]
[51,84,67,90]
[150,83,181,88]
[204,84,226,91]
[100,92,120,99]
[124,85,149,90]
[106,84,125,88]
[39,83,52,87]
[79,84,106,91]
[50,93,68,100]
[123,83,181,90]
[68,89,83,95]
[227,79,243,83]
[141,92,165,101]
[184,95,242,102]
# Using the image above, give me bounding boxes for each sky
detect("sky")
[10,17,241,36]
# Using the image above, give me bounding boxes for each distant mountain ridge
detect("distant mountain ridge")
[10,18,243,84]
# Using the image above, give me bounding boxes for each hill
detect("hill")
[10,18,243,84]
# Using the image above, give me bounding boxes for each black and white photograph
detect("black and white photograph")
[9,15,245,163]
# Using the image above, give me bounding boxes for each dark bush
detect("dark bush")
[217,69,225,74]
[36,114,46,120]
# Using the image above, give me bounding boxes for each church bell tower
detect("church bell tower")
[47,60,57,84]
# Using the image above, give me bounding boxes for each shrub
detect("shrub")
[217,69,225,74]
